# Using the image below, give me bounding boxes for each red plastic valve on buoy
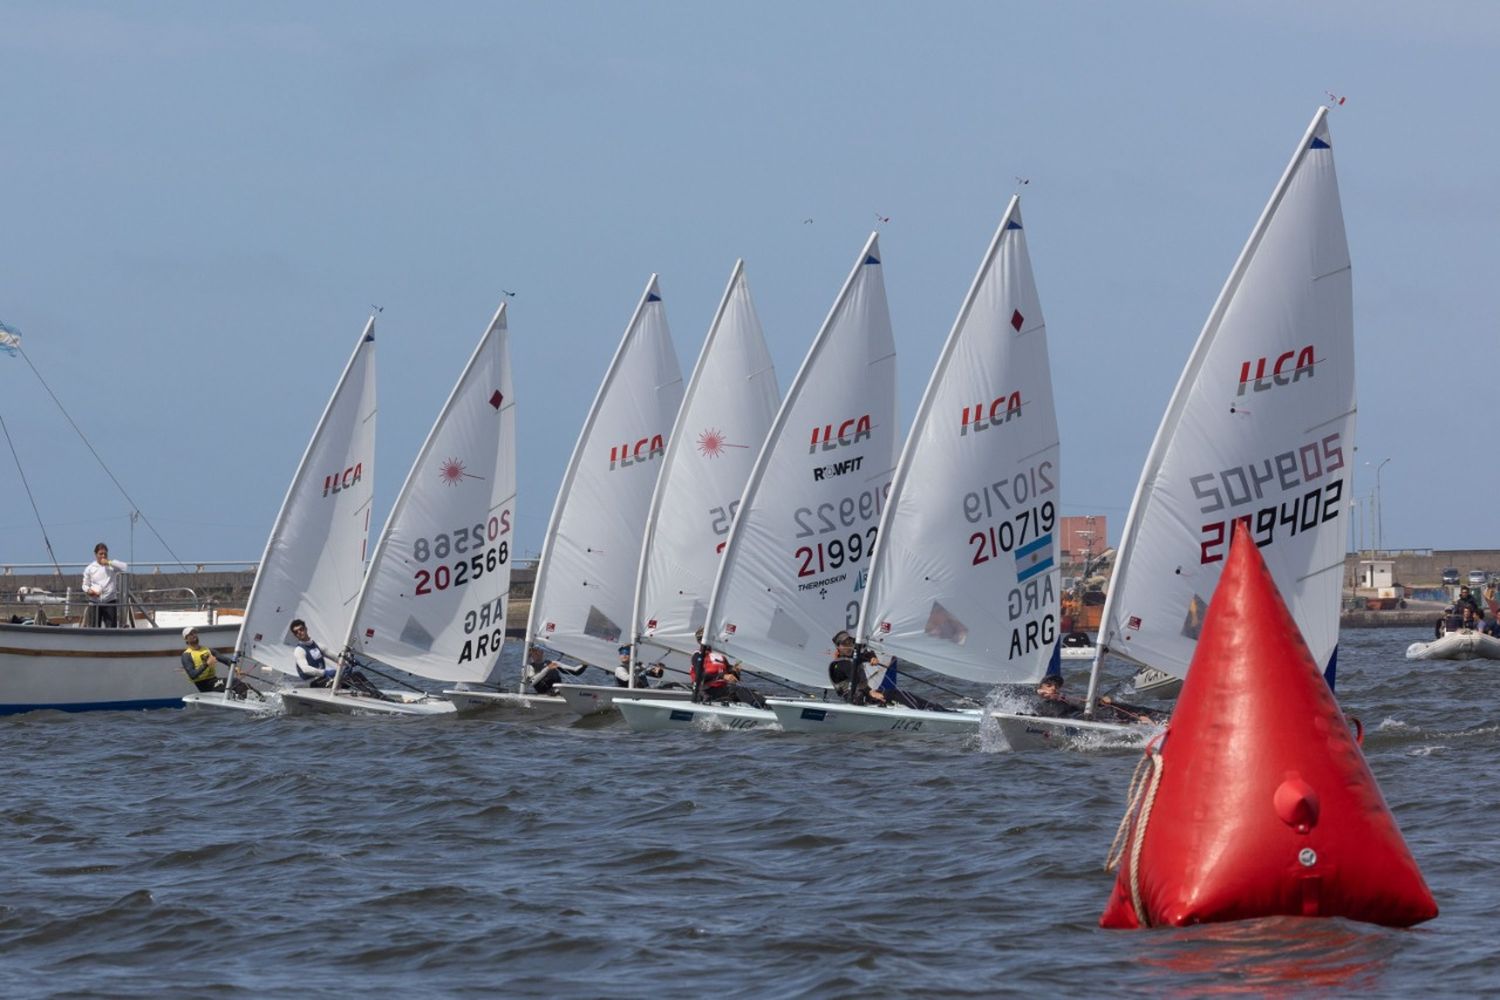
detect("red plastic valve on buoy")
[1100,521,1438,928]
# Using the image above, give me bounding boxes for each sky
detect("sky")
[2,0,1496,572]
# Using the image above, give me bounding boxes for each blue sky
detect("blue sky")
[2,1,1496,570]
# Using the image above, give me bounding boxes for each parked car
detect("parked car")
[1468,570,1488,587]
[1441,568,1460,586]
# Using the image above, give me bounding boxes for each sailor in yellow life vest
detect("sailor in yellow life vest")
[180,627,256,699]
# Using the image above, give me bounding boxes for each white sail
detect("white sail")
[632,261,780,661]
[526,276,684,670]
[859,198,1060,684]
[239,319,377,676]
[344,303,516,683]
[706,234,897,689]
[1095,107,1353,685]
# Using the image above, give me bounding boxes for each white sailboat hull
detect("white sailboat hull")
[0,621,240,715]
[615,697,776,732]
[440,689,576,719]
[767,698,981,734]
[555,683,692,717]
[281,688,456,717]
[1130,666,1184,699]
[182,689,283,713]
[1405,630,1500,661]
[985,710,1158,750]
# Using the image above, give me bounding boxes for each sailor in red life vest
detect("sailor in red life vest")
[690,627,767,708]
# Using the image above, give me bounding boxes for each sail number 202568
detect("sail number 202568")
[411,513,511,596]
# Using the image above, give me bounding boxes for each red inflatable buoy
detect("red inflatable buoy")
[1100,521,1437,928]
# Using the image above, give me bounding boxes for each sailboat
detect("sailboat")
[989,107,1355,748]
[184,318,378,712]
[618,234,897,732]
[453,277,683,717]
[281,303,516,717]
[558,261,780,716]
[767,196,1058,735]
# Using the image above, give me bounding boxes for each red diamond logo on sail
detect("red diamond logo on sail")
[725,624,737,635]
[1010,310,1024,332]
[489,390,504,409]
[1127,615,1142,630]
[646,618,658,631]
[365,628,375,638]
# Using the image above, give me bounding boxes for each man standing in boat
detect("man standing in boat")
[81,542,127,627]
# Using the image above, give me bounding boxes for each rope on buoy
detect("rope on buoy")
[1104,732,1167,928]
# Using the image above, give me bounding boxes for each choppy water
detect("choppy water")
[3,628,1494,998]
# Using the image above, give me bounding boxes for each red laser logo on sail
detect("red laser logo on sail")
[439,458,484,486]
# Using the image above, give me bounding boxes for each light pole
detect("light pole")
[1374,458,1390,553]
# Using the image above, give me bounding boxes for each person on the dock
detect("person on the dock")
[290,618,337,686]
[523,645,587,695]
[81,542,127,628]
[613,645,665,688]
[690,627,766,708]
[180,627,256,700]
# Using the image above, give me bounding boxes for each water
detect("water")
[2,628,1493,998]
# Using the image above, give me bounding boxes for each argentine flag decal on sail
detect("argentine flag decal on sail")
[1015,532,1054,583]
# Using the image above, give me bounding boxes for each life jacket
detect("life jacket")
[183,646,216,684]
[296,639,326,679]
[701,651,730,692]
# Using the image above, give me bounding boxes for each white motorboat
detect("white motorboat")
[990,107,1355,747]
[1405,629,1500,661]
[615,697,776,732]
[3,618,241,715]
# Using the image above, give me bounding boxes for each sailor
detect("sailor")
[289,619,337,687]
[81,542,127,628]
[827,631,887,706]
[613,645,665,688]
[180,627,256,699]
[1033,673,1082,718]
[691,628,765,708]
[1442,605,1464,634]
[523,645,586,695]
[864,646,949,711]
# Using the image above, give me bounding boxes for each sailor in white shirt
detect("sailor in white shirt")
[81,542,128,627]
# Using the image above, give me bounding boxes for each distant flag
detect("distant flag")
[1325,91,1347,107]
[0,320,20,357]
